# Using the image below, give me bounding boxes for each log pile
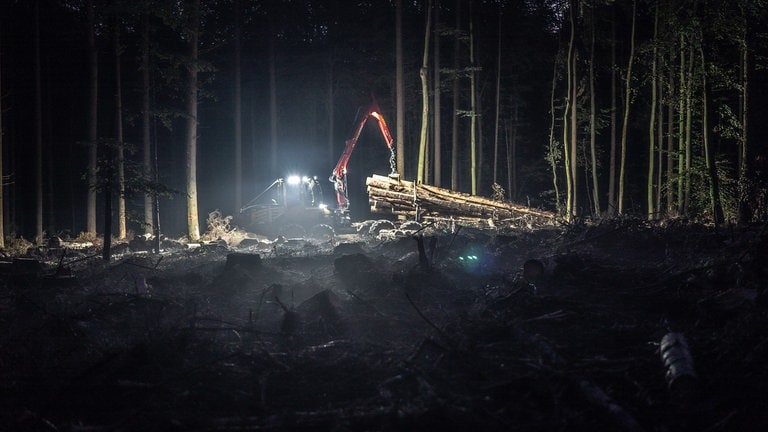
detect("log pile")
[366,174,556,228]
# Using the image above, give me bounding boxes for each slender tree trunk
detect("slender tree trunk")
[35,0,44,245]
[115,22,126,239]
[511,100,518,200]
[589,8,599,216]
[656,72,664,214]
[562,1,575,219]
[0,27,4,247]
[607,15,617,215]
[677,35,685,214]
[683,43,693,214]
[186,0,201,241]
[737,23,749,223]
[666,64,674,214]
[102,146,112,261]
[700,44,723,224]
[647,2,658,220]
[233,0,242,212]
[493,6,501,186]
[268,31,278,174]
[327,54,335,166]
[396,0,405,177]
[142,12,153,235]
[433,0,441,187]
[451,0,460,191]
[417,0,432,184]
[468,0,477,195]
[618,0,636,215]
[547,59,561,214]
[87,0,97,235]
[568,0,578,218]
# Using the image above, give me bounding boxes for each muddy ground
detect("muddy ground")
[1,220,767,431]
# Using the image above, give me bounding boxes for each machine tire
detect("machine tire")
[309,224,335,242]
[369,219,396,236]
[279,223,306,239]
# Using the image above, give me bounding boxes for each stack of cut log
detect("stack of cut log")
[366,174,556,228]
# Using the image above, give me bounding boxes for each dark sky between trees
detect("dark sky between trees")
[0,0,766,239]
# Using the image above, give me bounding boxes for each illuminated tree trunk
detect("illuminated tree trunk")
[450,0,461,191]
[618,0,636,215]
[115,21,126,239]
[568,0,578,218]
[268,30,278,174]
[0,28,4,247]
[396,0,405,177]
[142,12,153,235]
[607,15,617,215]
[562,0,575,219]
[647,2,658,221]
[547,59,561,215]
[493,7,501,187]
[433,0,442,187]
[700,43,724,225]
[683,43,693,214]
[186,0,201,241]
[737,20,749,223]
[677,36,685,214]
[417,0,432,184]
[233,0,242,211]
[87,0,98,235]
[35,0,44,245]
[468,0,477,195]
[588,8,599,216]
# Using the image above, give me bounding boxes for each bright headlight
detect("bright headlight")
[287,175,301,185]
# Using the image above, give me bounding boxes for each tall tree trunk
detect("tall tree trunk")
[35,0,44,245]
[327,54,335,167]
[115,21,126,239]
[87,0,98,235]
[433,0,441,187]
[396,0,405,177]
[510,100,519,200]
[547,59,561,214]
[493,6,501,187]
[233,0,242,211]
[666,64,675,214]
[417,0,432,184]
[700,44,723,224]
[737,21,749,223]
[450,0,460,191]
[683,43,693,214]
[656,71,664,214]
[268,30,278,174]
[562,0,575,219]
[568,0,578,218]
[0,26,4,247]
[677,35,685,214]
[618,0,636,215]
[607,14,617,215]
[142,12,153,235]
[186,0,201,241]
[589,8,599,216]
[647,2,658,220]
[468,0,477,195]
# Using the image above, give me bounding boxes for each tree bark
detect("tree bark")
[87,0,98,235]
[451,0,460,191]
[35,0,44,245]
[647,2,658,220]
[233,0,243,212]
[417,0,432,184]
[396,0,405,178]
[589,8,599,217]
[618,0,636,215]
[433,0,442,187]
[186,0,201,241]
[700,43,724,225]
[115,21,126,239]
[142,11,153,235]
[607,11,617,215]
[468,0,477,195]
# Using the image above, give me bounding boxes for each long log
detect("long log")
[366,174,556,227]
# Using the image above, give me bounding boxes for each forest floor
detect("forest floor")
[1,219,767,431]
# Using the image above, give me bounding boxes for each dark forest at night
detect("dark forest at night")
[2,1,768,431]
[0,0,765,243]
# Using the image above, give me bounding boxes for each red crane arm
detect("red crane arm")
[330,106,397,221]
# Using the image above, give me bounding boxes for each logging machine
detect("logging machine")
[238,102,399,238]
